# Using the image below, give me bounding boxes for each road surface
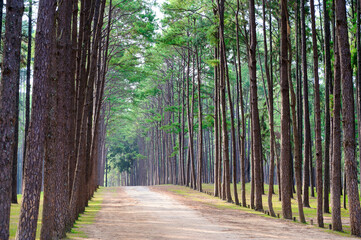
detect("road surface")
[76,186,354,240]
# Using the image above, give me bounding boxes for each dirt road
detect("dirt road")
[78,186,354,239]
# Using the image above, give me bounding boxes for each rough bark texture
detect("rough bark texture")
[23,0,32,180]
[226,51,238,205]
[16,0,55,239]
[331,34,342,232]
[0,0,3,48]
[213,45,219,197]
[323,0,331,214]
[0,0,24,238]
[235,0,246,207]
[280,0,292,220]
[301,0,311,207]
[263,0,275,217]
[310,0,324,228]
[358,0,361,195]
[249,0,263,211]
[41,0,73,238]
[289,0,305,223]
[218,0,232,203]
[11,69,20,204]
[196,46,203,192]
[335,0,361,236]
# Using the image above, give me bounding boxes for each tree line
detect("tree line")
[108,0,361,237]
[0,0,119,238]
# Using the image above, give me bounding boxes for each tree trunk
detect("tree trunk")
[196,46,203,192]
[11,70,20,204]
[301,0,311,208]
[16,0,55,238]
[218,0,232,203]
[249,0,263,211]
[323,0,332,215]
[331,31,342,232]
[0,0,24,237]
[288,0,305,223]
[280,0,292,220]
[357,0,361,197]
[225,49,239,205]
[235,2,246,206]
[263,0,275,217]
[335,0,361,236]
[23,0,32,182]
[310,0,324,227]
[214,45,219,197]
[0,0,3,48]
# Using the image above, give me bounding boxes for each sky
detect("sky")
[153,0,165,21]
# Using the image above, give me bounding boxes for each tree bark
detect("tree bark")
[335,0,361,236]
[310,0,324,227]
[235,0,246,207]
[331,31,342,232]
[16,0,55,238]
[249,0,263,211]
[262,0,275,217]
[23,0,32,181]
[196,46,203,192]
[0,0,24,238]
[213,45,219,197]
[217,0,232,203]
[280,0,292,220]
[301,0,311,207]
[323,0,332,215]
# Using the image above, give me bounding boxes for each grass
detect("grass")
[159,183,353,238]
[9,188,104,240]
[65,187,105,239]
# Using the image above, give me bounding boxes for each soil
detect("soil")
[75,186,356,240]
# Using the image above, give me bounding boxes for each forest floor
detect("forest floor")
[69,186,356,240]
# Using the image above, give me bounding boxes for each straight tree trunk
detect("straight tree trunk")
[323,0,332,214]
[196,46,203,192]
[310,0,324,227]
[280,0,292,220]
[0,0,3,47]
[225,48,239,205]
[331,32,342,232]
[186,46,194,187]
[16,0,55,238]
[218,0,232,203]
[357,0,361,194]
[289,0,305,223]
[41,0,73,238]
[0,0,24,238]
[263,0,275,217]
[178,62,184,186]
[289,51,306,223]
[235,0,246,207]
[214,45,220,197]
[335,0,361,236]
[11,70,20,204]
[249,0,263,211]
[301,0,311,207]
[23,0,32,180]
[190,52,196,189]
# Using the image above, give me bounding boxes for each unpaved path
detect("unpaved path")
[78,186,355,239]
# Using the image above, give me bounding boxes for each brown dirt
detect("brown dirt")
[76,186,356,239]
